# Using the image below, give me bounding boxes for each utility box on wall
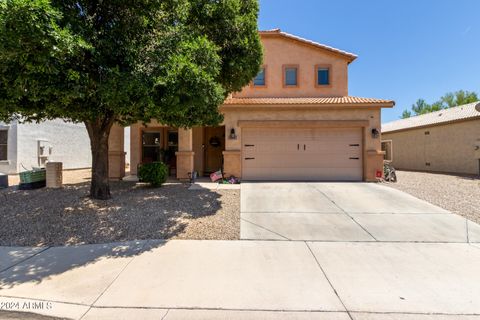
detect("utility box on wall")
[37,140,52,167]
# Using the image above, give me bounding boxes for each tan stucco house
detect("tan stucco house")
[382,102,480,175]
[109,29,395,182]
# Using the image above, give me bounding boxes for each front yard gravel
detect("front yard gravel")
[386,170,480,224]
[0,181,240,247]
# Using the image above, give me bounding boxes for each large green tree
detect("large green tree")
[0,0,262,199]
[401,90,479,118]
[438,90,478,108]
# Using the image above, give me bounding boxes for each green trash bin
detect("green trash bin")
[19,168,46,190]
[0,173,8,188]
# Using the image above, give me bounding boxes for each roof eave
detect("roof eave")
[382,115,480,134]
[259,30,358,63]
[221,102,395,109]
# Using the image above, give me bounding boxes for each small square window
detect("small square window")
[253,68,266,86]
[285,67,298,86]
[317,68,330,85]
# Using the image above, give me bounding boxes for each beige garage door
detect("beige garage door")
[242,127,363,181]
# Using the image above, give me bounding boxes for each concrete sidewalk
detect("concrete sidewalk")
[1,240,480,319]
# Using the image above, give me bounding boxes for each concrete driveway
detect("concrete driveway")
[241,182,480,242]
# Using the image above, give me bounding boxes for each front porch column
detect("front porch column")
[108,124,126,180]
[365,150,385,182]
[176,128,194,180]
[222,150,241,178]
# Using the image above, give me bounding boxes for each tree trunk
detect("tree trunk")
[85,116,115,200]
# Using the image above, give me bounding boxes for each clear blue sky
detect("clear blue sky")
[258,0,480,123]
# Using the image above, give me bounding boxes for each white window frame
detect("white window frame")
[381,140,393,162]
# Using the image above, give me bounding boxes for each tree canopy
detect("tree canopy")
[401,90,479,119]
[0,0,263,199]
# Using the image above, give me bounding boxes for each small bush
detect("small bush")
[138,162,168,187]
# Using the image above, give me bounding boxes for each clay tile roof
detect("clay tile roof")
[259,29,358,62]
[382,101,480,133]
[223,96,395,107]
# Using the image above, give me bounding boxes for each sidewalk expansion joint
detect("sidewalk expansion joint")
[240,218,290,240]
[311,186,378,241]
[304,241,353,320]
[160,309,170,320]
[89,305,347,312]
[80,241,150,320]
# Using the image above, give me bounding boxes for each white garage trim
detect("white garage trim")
[238,120,370,128]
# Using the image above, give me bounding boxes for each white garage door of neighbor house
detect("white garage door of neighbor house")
[242,127,363,181]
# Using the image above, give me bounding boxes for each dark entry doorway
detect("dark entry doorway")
[204,126,225,175]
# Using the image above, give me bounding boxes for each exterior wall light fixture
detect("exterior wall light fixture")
[229,128,237,140]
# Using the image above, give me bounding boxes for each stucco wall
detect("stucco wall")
[16,120,91,172]
[233,34,349,98]
[0,121,18,174]
[222,107,381,152]
[221,106,383,180]
[125,32,388,181]
[382,119,480,175]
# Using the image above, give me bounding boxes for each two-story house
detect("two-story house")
[113,29,394,182]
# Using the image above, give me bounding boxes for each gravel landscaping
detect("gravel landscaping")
[385,170,480,224]
[0,179,240,247]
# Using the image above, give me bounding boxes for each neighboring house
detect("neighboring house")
[0,119,92,175]
[382,102,480,175]
[110,29,395,181]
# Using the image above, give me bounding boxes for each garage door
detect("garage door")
[242,127,363,181]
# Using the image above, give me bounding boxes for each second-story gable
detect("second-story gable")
[233,29,357,99]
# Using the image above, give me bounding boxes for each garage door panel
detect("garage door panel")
[242,127,363,181]
[243,167,363,181]
[243,142,299,155]
[244,155,361,168]
[246,143,361,154]
[305,144,361,153]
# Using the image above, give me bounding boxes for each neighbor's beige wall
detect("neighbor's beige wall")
[221,106,383,181]
[382,119,480,175]
[233,34,349,98]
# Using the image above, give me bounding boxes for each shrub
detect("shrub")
[138,162,168,187]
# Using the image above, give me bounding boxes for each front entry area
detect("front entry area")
[141,127,178,176]
[203,126,225,175]
[242,127,363,181]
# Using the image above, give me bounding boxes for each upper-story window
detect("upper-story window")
[0,130,7,161]
[253,67,266,87]
[316,65,331,86]
[283,65,298,87]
